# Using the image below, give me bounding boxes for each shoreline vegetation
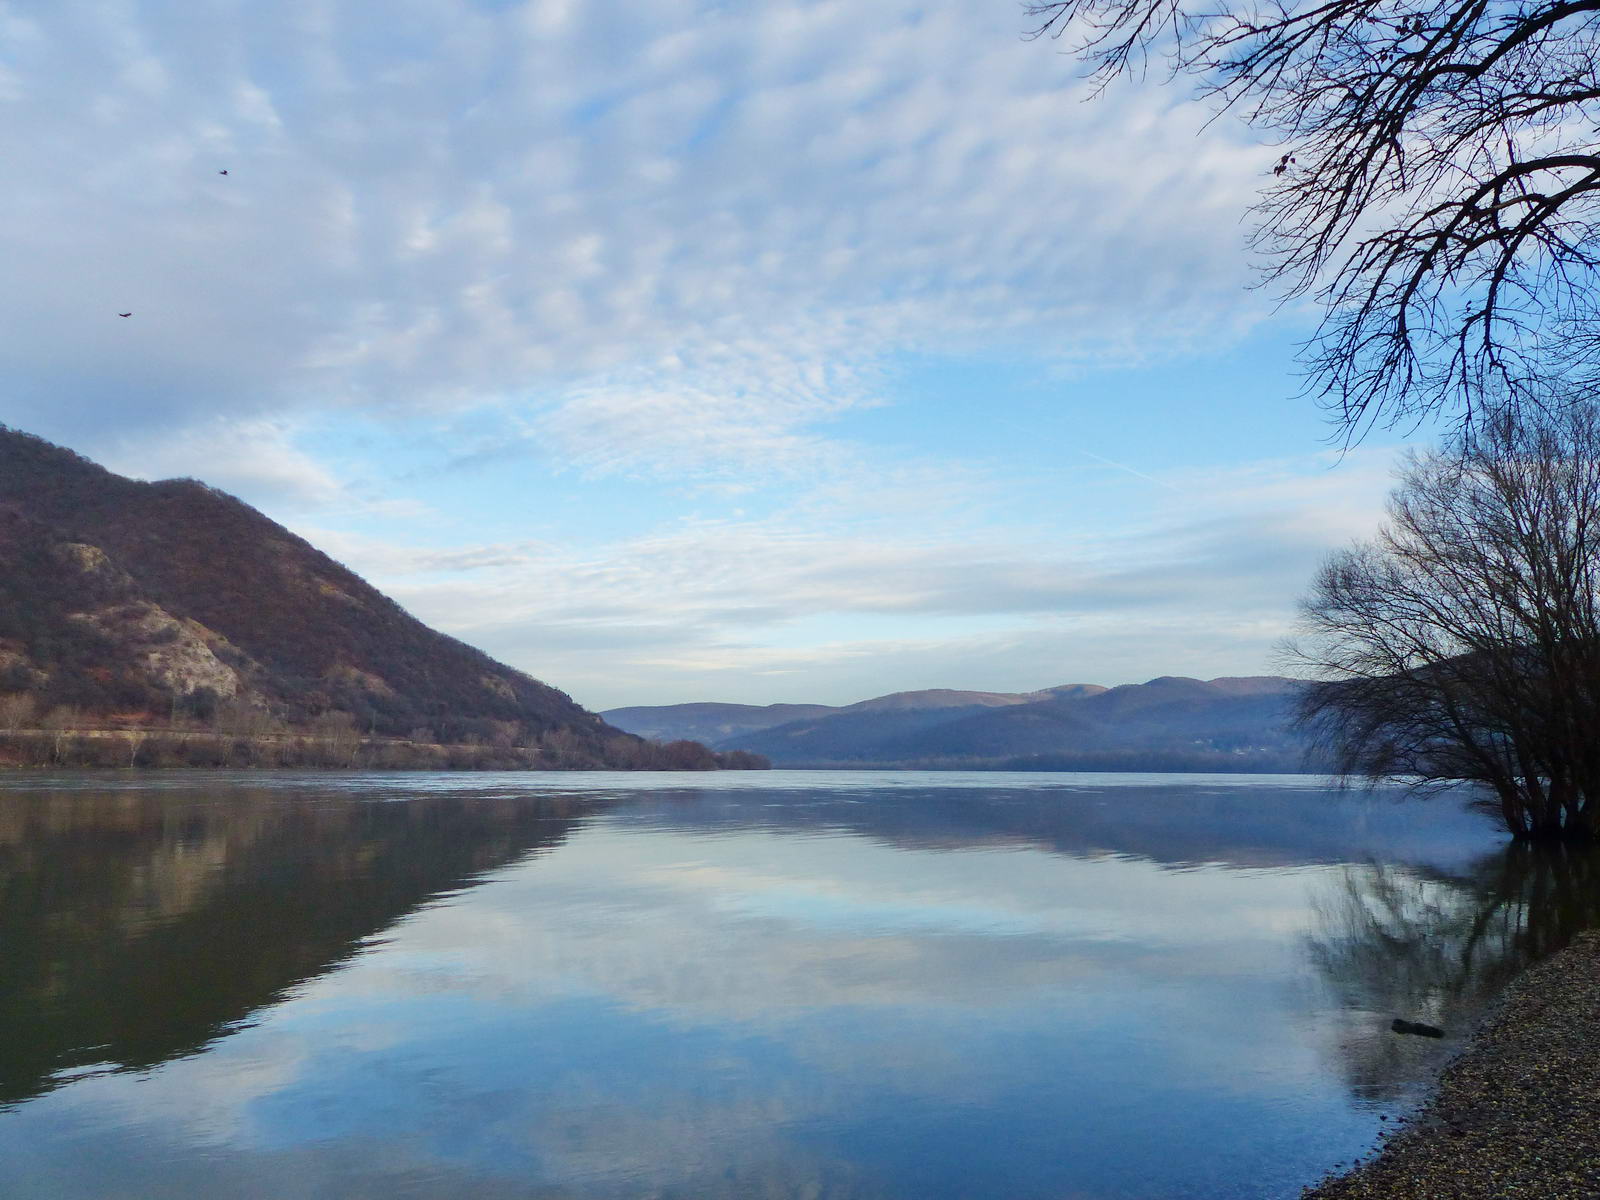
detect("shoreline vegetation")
[0,723,769,771]
[1305,930,1600,1199]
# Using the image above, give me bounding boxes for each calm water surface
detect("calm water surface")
[2,770,1596,1199]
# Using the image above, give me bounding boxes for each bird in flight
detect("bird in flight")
[117,312,132,318]
[219,169,228,175]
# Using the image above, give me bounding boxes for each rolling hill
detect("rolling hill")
[605,676,1320,771]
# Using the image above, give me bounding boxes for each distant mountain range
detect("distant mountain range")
[0,426,755,769]
[604,676,1322,771]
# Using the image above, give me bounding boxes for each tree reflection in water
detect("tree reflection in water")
[0,783,607,1111]
[1306,842,1600,1103]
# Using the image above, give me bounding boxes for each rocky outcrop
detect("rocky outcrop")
[71,604,244,699]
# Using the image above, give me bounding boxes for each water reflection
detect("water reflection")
[604,778,1499,870]
[3,773,1595,1199]
[1307,842,1600,1103]
[0,784,605,1109]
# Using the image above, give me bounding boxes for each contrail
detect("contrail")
[1078,449,1181,491]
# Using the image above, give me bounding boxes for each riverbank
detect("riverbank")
[1305,929,1600,1198]
[0,727,768,771]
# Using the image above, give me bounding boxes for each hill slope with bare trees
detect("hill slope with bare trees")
[0,426,759,770]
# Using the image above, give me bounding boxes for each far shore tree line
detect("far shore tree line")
[0,693,766,771]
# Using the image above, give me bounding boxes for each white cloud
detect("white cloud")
[1,0,1269,478]
[98,417,345,506]
[296,444,1401,706]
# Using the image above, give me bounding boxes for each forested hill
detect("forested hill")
[601,685,1108,746]
[0,426,750,769]
[606,676,1320,771]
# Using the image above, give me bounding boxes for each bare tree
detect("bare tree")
[310,709,362,768]
[1027,0,1600,433]
[1288,402,1600,838]
[0,692,37,730]
[41,705,79,766]
[212,697,281,739]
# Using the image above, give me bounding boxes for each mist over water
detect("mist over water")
[1,770,1591,1199]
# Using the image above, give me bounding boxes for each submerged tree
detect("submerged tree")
[1027,0,1600,433]
[1289,402,1600,839]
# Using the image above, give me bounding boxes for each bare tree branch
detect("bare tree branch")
[1027,0,1600,432]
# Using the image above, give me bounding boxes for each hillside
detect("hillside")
[606,677,1320,771]
[0,426,758,769]
[599,701,839,745]
[601,684,1107,745]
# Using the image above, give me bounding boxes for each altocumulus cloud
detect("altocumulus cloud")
[3,0,1263,471]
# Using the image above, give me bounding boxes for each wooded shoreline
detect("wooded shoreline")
[0,727,768,770]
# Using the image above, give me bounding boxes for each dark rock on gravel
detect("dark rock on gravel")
[1390,1018,1446,1038]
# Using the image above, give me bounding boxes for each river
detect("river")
[2,770,1592,1198]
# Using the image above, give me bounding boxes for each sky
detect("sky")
[0,0,1427,710]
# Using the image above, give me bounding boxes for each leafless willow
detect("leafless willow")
[1027,0,1600,433]
[1287,402,1600,838]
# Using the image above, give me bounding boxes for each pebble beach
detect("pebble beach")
[1305,929,1600,1199]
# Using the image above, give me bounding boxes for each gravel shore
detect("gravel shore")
[1304,929,1600,1199]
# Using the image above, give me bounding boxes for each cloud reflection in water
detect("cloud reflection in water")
[0,773,1564,1200]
